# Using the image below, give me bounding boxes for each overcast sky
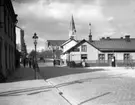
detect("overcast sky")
[12,0,135,52]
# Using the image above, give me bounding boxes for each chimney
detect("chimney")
[125,35,130,42]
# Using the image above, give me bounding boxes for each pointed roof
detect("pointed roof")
[63,39,96,54]
[69,15,76,37]
[61,38,78,47]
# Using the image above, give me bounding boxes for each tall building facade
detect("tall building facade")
[20,29,27,56]
[0,0,17,78]
[16,27,27,62]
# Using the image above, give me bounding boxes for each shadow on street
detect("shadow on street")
[39,66,105,79]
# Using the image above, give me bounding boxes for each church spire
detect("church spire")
[69,15,76,39]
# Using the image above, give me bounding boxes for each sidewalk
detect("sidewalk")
[0,65,70,105]
[6,65,42,82]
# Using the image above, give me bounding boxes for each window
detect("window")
[81,54,87,59]
[124,53,130,60]
[108,54,113,61]
[81,45,87,52]
[98,54,105,61]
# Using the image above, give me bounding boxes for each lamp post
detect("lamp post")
[32,33,38,79]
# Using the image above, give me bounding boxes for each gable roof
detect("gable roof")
[61,38,78,47]
[63,39,98,54]
[91,38,135,52]
[64,37,135,54]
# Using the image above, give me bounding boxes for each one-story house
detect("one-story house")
[62,35,135,67]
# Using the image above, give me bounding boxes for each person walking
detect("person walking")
[111,56,116,67]
[82,59,86,67]
[53,59,55,66]
[26,58,29,67]
[29,58,32,68]
[32,58,35,69]
[23,58,26,68]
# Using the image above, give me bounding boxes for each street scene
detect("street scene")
[1,0,135,105]
[3,63,135,105]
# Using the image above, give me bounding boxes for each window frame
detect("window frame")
[81,45,87,52]
[108,54,114,61]
[98,54,105,61]
[81,54,87,59]
[123,53,130,60]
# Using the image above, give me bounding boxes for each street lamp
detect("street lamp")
[32,33,38,79]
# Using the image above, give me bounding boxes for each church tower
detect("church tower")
[69,15,76,39]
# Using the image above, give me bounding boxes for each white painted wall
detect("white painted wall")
[131,53,135,59]
[70,42,100,61]
[63,40,77,53]
[79,42,99,60]
[61,40,135,64]
[115,53,123,60]
[70,53,81,61]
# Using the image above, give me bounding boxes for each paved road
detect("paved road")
[38,63,135,105]
[39,65,104,79]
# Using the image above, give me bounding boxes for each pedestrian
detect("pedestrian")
[23,58,26,68]
[53,59,55,66]
[112,56,116,67]
[82,59,86,67]
[29,58,32,68]
[32,58,35,69]
[26,58,29,67]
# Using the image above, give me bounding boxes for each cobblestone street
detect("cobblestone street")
[2,63,135,105]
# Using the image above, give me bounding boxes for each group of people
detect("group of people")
[23,57,33,68]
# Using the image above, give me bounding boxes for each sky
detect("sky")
[12,0,135,52]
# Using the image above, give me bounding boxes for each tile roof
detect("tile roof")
[91,38,135,52]
[48,37,135,53]
[64,38,135,53]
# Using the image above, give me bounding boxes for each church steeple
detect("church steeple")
[69,15,76,39]
[88,23,92,41]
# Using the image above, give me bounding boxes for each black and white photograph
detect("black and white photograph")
[1,0,135,104]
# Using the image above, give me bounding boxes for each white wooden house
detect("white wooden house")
[62,35,135,67]
[47,15,135,67]
[60,38,78,64]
